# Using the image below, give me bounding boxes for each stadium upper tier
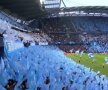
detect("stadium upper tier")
[43,16,108,33]
[42,16,108,52]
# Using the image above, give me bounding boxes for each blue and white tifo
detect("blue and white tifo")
[0,45,108,90]
[1,0,108,89]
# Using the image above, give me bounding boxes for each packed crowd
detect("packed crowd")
[0,11,31,31]
[80,34,108,53]
[42,17,77,33]
[73,17,108,32]
[0,9,108,90]
[43,17,108,33]
[0,46,108,90]
[42,17,108,53]
[0,14,51,52]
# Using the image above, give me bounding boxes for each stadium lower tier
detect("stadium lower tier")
[49,34,108,53]
[0,45,108,90]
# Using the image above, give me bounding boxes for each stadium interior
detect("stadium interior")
[0,0,108,90]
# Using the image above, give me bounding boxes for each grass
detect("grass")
[67,53,108,77]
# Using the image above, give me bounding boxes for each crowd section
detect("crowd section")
[0,12,51,52]
[58,45,86,53]
[42,17,108,53]
[0,46,108,90]
[0,11,32,31]
[49,34,79,42]
[43,17,108,33]
[42,17,77,33]
[73,17,108,32]
[80,34,108,53]
[1,10,108,90]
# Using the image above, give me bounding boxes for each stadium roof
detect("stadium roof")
[45,6,108,18]
[62,6,108,13]
[1,0,108,20]
[0,0,44,20]
[47,6,108,14]
[63,0,108,7]
[43,0,108,17]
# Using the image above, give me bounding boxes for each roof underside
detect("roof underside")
[0,0,44,20]
[0,0,108,20]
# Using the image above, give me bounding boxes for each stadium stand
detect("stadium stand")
[0,0,108,90]
[42,16,108,53]
[0,46,108,90]
[0,11,51,54]
[0,11,33,32]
